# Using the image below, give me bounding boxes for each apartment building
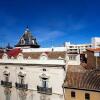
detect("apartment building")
[64,42,91,54]
[92,37,100,48]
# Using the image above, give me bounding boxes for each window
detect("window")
[42,79,47,88]
[38,74,52,95]
[18,72,26,84]
[20,67,23,70]
[71,91,75,98]
[20,76,24,84]
[5,74,9,82]
[42,76,48,88]
[3,70,10,82]
[25,39,29,45]
[69,55,76,60]
[32,40,34,44]
[69,46,73,48]
[21,38,25,45]
[85,93,90,100]
[5,66,8,69]
[43,68,46,71]
[40,73,49,88]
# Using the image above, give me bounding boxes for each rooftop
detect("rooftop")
[87,48,100,52]
[64,66,100,91]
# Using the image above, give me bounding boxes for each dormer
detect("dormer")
[40,53,48,60]
[17,53,23,60]
[2,53,8,60]
[58,56,63,60]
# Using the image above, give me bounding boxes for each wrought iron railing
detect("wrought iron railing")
[1,80,12,88]
[37,85,52,95]
[15,83,28,91]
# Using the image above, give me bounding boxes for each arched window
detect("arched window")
[41,74,49,88]
[18,71,26,84]
[37,71,52,95]
[21,38,25,45]
[1,67,12,88]
[3,70,10,82]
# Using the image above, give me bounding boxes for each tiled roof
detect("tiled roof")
[81,63,93,70]
[87,48,100,52]
[23,52,66,59]
[7,48,22,58]
[64,68,100,91]
[67,65,86,72]
[0,48,66,59]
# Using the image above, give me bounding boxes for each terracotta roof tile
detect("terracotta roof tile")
[0,49,66,59]
[87,48,100,52]
[23,52,66,59]
[64,68,100,91]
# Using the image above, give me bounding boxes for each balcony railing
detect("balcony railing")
[67,50,79,54]
[15,83,28,91]
[37,85,52,95]
[1,80,12,88]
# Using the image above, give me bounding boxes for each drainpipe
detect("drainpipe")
[62,85,66,100]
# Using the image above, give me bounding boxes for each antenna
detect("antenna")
[51,40,54,52]
[25,25,29,33]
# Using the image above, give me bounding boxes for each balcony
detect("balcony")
[15,83,28,91]
[67,49,78,54]
[37,85,52,95]
[1,80,12,88]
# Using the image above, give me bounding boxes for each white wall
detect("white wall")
[92,37,100,48]
[0,63,65,100]
[67,54,80,65]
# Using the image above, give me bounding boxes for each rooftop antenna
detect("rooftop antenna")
[25,25,29,32]
[51,40,54,52]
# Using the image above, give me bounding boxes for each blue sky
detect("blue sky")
[0,0,100,47]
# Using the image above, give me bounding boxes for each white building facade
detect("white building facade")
[64,42,91,53]
[92,37,100,48]
[0,27,80,100]
[1,27,100,100]
[0,56,65,100]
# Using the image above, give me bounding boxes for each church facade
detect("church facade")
[0,27,80,100]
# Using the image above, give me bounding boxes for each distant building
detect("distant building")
[64,42,91,54]
[92,37,100,48]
